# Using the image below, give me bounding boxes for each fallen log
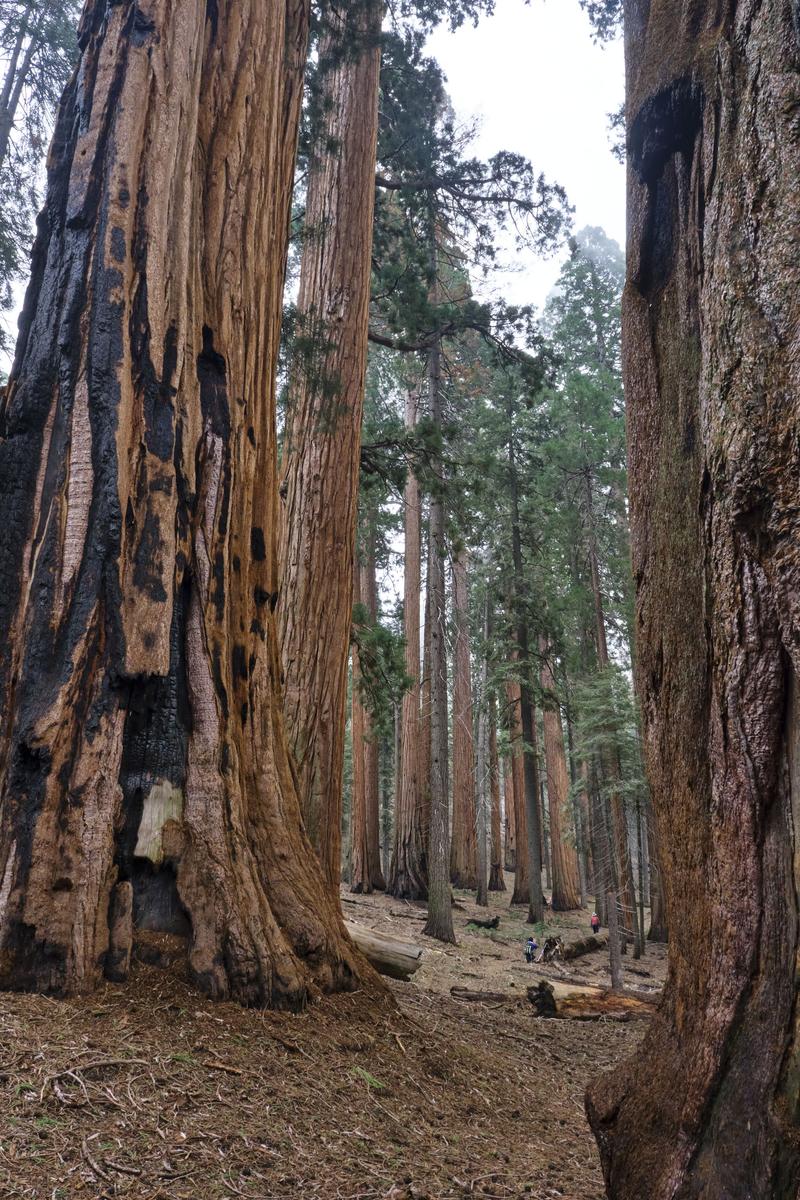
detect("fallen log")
[562,934,608,960]
[527,980,657,1021]
[450,986,514,1004]
[466,915,500,930]
[344,921,423,982]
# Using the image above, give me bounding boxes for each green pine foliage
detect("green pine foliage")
[0,1,80,346]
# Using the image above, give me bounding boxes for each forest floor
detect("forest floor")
[0,877,666,1200]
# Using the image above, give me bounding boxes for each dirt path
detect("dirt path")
[0,880,664,1199]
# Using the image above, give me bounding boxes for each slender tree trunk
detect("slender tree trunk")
[278,0,383,889]
[579,758,594,898]
[587,4,800,1194]
[647,809,668,943]
[361,536,385,891]
[422,329,454,944]
[0,1,38,176]
[507,673,529,906]
[540,641,581,910]
[488,695,506,891]
[589,765,608,927]
[587,474,639,946]
[419,550,432,859]
[503,748,516,871]
[606,890,623,993]
[635,793,645,957]
[450,548,478,889]
[350,569,371,895]
[388,389,427,899]
[507,395,543,923]
[475,594,490,908]
[540,775,552,893]
[0,0,369,1007]
[566,702,589,907]
[522,705,544,925]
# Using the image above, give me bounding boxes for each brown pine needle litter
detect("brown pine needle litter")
[0,884,665,1199]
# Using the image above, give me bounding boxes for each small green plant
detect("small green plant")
[34,1116,61,1132]
[171,1052,198,1066]
[351,1066,386,1091]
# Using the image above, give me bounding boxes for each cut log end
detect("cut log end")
[344,920,423,981]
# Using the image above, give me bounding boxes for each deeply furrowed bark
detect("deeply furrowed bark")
[450,548,478,890]
[278,0,383,889]
[0,0,369,1008]
[388,389,427,899]
[540,643,581,911]
[587,2,800,1193]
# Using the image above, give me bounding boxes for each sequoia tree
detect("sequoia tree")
[0,0,367,1007]
[388,387,428,899]
[279,0,383,888]
[587,1,800,1193]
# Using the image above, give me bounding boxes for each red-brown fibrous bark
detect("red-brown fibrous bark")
[0,0,368,1009]
[388,389,427,899]
[587,2,800,1193]
[279,0,383,889]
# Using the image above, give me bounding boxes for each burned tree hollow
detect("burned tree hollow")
[0,0,371,1009]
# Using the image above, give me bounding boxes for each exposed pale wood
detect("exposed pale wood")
[344,921,423,981]
[562,935,608,960]
[0,0,370,1007]
[528,980,656,1021]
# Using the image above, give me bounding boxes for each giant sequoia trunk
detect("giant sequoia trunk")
[278,0,383,888]
[388,389,427,899]
[540,642,581,911]
[0,0,368,1007]
[450,548,478,889]
[587,2,800,1193]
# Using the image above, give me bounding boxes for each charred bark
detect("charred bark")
[0,0,369,1008]
[587,3,800,1193]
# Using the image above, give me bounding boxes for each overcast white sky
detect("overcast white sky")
[428,0,625,311]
